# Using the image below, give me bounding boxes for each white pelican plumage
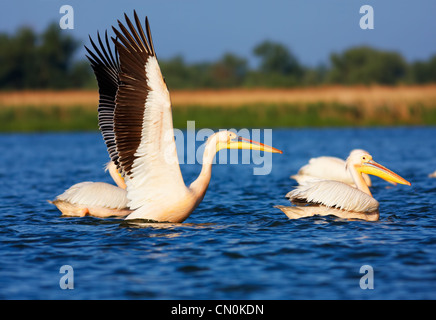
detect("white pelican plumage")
[276,150,411,221]
[291,149,372,187]
[49,161,130,217]
[50,11,282,222]
[105,161,127,189]
[50,29,129,218]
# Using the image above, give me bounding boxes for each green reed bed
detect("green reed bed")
[0,105,98,132]
[1,102,436,132]
[172,102,436,128]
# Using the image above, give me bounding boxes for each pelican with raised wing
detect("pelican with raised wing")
[50,11,282,222]
[291,149,372,187]
[276,150,410,221]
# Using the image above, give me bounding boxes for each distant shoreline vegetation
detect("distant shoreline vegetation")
[1,23,436,90]
[1,24,436,131]
[1,103,435,133]
[1,87,436,132]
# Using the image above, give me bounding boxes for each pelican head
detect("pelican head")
[346,150,411,186]
[215,131,283,154]
[105,161,127,189]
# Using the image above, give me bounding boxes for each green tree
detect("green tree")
[158,55,189,89]
[160,56,215,89]
[0,27,38,89]
[0,23,93,89]
[249,40,303,87]
[328,46,407,85]
[211,53,248,87]
[254,40,302,76]
[37,23,80,88]
[409,55,436,84]
[301,64,328,86]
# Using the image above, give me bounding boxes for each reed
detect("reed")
[1,86,436,131]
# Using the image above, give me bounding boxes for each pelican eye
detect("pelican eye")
[229,133,237,140]
[361,155,371,162]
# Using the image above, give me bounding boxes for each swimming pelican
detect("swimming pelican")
[50,11,282,222]
[50,30,129,217]
[291,149,372,187]
[429,171,436,178]
[276,150,410,221]
[49,161,130,217]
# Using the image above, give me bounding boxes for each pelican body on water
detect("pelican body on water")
[50,11,282,222]
[276,150,411,221]
[291,150,372,187]
[49,162,130,217]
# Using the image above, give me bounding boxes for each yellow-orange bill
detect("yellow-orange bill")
[221,136,282,154]
[236,137,283,154]
[359,160,411,186]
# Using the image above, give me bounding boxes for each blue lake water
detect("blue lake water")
[0,127,435,299]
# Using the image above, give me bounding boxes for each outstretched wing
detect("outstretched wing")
[85,31,120,167]
[110,11,186,210]
[286,180,379,213]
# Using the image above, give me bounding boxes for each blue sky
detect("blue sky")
[1,0,436,67]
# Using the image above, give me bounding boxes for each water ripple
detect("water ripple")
[1,128,436,299]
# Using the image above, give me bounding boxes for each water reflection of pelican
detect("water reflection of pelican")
[276,150,411,221]
[119,221,220,238]
[120,220,217,229]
